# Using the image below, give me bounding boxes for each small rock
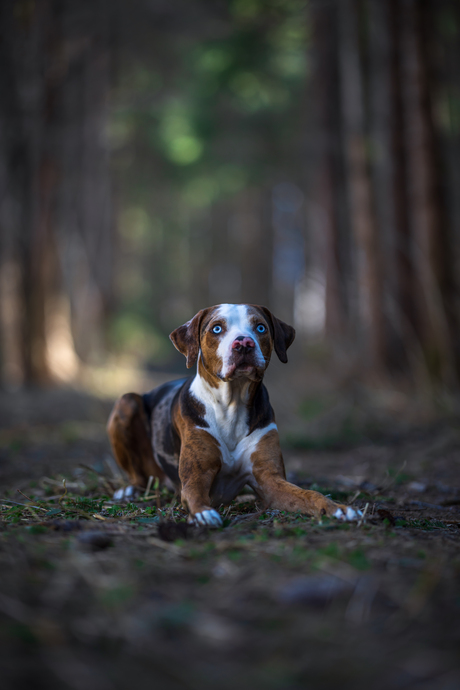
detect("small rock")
[408,481,427,493]
[360,481,378,492]
[192,613,237,646]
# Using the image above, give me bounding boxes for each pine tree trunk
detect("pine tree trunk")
[313,0,347,338]
[403,0,458,385]
[0,1,114,384]
[338,0,387,371]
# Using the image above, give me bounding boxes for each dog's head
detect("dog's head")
[170,304,295,382]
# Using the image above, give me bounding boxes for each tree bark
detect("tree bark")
[403,0,458,385]
[313,0,348,338]
[0,0,114,384]
[338,0,387,371]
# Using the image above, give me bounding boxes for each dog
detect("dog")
[107,304,361,525]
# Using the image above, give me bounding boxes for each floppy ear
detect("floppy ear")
[256,306,296,363]
[169,309,208,368]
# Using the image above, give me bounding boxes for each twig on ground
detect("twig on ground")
[381,460,407,491]
[357,502,369,528]
[14,491,47,513]
[78,463,105,477]
[229,510,264,526]
[144,475,154,499]
[348,490,361,505]
[59,479,67,507]
[154,477,161,513]
[1,499,43,509]
[167,498,177,521]
[78,463,116,494]
[17,489,35,503]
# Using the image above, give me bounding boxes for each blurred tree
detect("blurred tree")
[312,0,349,339]
[1,0,460,392]
[0,0,114,385]
[403,0,459,385]
[310,0,460,387]
[339,0,387,371]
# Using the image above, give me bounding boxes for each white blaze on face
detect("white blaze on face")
[215,304,265,378]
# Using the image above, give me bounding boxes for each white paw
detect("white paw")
[113,485,138,501]
[333,506,363,521]
[193,509,222,527]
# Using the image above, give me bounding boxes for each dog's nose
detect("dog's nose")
[232,336,255,351]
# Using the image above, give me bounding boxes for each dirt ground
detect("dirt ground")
[1,384,460,690]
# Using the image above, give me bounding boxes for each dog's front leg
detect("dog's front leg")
[179,429,223,527]
[250,430,361,520]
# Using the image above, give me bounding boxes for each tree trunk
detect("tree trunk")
[0,0,56,384]
[402,0,458,385]
[0,1,114,384]
[338,0,387,371]
[312,0,348,338]
[387,0,420,365]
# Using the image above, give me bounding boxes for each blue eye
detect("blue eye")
[212,325,222,334]
[256,324,266,333]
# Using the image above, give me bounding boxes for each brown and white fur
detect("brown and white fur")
[107,304,361,526]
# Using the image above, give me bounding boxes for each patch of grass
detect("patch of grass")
[394,517,447,531]
[348,548,371,570]
[319,542,339,559]
[227,549,243,561]
[26,525,47,535]
[408,519,447,531]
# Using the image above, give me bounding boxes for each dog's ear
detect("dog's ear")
[169,309,209,368]
[255,306,296,363]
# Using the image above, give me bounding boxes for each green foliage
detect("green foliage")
[104,0,311,359]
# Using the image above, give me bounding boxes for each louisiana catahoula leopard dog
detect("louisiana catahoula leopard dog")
[107,304,362,526]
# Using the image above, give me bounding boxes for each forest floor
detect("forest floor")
[0,384,460,690]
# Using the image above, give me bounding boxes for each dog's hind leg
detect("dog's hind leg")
[107,393,165,498]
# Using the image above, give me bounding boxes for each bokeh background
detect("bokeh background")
[2,0,460,404]
[2,4,460,690]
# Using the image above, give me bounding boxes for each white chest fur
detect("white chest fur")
[189,373,277,471]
